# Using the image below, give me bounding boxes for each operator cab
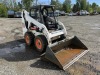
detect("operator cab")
[29,5,58,30]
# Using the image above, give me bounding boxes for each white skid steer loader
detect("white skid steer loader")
[22,5,88,70]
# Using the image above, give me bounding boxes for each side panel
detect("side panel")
[58,21,67,37]
[21,10,28,35]
[21,10,49,39]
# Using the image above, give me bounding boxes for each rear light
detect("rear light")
[30,26,39,31]
[30,27,37,30]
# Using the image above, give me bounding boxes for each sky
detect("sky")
[17,0,100,6]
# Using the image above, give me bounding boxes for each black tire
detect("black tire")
[34,35,48,53]
[24,32,34,46]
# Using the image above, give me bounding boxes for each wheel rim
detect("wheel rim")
[35,39,42,49]
[25,35,30,44]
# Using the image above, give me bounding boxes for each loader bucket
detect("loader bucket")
[42,36,88,70]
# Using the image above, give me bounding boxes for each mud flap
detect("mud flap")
[42,36,88,70]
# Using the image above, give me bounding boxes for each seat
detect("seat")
[43,15,57,30]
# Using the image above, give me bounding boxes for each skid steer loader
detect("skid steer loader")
[22,5,88,70]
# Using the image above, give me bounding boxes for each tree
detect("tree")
[76,1,80,11]
[18,2,22,9]
[0,3,7,17]
[86,2,90,12]
[22,0,34,11]
[51,0,56,5]
[62,0,71,13]
[81,0,87,10]
[56,0,62,10]
[73,4,77,12]
[86,1,93,13]
[97,6,100,13]
[75,0,81,11]
[51,0,62,10]
[92,2,98,11]
[13,2,20,11]
[72,0,100,13]
[89,4,93,13]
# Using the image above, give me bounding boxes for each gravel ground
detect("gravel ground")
[0,15,100,75]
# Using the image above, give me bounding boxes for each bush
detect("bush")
[0,3,7,17]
